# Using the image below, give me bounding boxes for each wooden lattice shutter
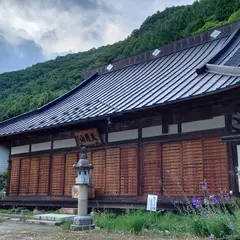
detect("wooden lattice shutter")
[142,144,161,196]
[120,146,137,196]
[28,157,40,195]
[203,138,229,195]
[64,152,78,196]
[9,158,20,195]
[105,148,120,195]
[19,158,30,195]
[38,154,50,195]
[182,140,204,196]
[91,150,106,196]
[51,153,65,196]
[162,143,182,196]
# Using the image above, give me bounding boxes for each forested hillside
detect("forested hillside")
[0,0,240,121]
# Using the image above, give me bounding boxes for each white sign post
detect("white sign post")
[146,194,158,212]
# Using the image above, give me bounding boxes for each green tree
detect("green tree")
[0,0,240,122]
[215,0,239,21]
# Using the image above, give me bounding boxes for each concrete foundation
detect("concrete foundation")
[33,214,76,221]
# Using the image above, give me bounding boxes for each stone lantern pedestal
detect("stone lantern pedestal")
[71,216,95,230]
[70,147,95,231]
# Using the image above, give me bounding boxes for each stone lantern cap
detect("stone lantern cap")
[73,147,93,171]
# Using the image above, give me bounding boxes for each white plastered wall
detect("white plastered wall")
[11,145,30,155]
[181,116,225,133]
[108,129,138,142]
[53,138,77,149]
[31,141,51,152]
[142,124,178,138]
[0,146,9,173]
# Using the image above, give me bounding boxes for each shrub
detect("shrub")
[228,10,240,23]
[0,170,8,190]
[207,215,232,239]
[129,217,146,234]
[191,216,209,237]
[60,220,72,231]
[194,21,227,34]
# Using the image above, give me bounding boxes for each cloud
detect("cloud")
[0,0,195,59]
[0,34,44,73]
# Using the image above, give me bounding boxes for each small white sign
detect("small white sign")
[146,194,158,212]
[210,30,221,39]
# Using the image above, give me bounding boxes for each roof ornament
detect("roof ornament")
[106,64,113,71]
[73,147,93,171]
[152,49,161,57]
[210,30,221,39]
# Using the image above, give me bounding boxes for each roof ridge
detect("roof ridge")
[84,20,240,78]
[206,64,240,76]
[196,28,240,74]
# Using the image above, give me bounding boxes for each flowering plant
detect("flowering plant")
[162,169,240,240]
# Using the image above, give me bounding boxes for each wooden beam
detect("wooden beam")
[48,136,54,196]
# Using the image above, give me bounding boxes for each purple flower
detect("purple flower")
[209,235,214,240]
[225,195,230,201]
[166,169,170,173]
[237,171,240,176]
[204,212,208,217]
[192,197,201,208]
[202,183,207,191]
[211,197,219,205]
[177,182,181,185]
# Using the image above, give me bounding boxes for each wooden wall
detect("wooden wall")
[8,137,229,200]
[9,154,50,196]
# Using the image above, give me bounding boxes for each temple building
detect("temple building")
[0,21,240,208]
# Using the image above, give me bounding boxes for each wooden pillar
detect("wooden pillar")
[225,115,237,194]
[137,119,142,196]
[48,135,54,196]
[6,160,11,196]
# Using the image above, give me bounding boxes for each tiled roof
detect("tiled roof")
[1,24,240,137]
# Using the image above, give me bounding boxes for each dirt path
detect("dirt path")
[0,222,205,240]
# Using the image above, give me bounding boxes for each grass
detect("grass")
[0,209,33,215]
[0,209,62,215]
[0,209,12,214]
[93,211,191,235]
[60,220,73,230]
[93,198,240,239]
[46,210,60,214]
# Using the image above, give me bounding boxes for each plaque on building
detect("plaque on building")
[74,128,102,146]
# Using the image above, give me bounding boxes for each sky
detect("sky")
[0,0,195,73]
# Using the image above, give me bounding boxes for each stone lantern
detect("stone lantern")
[70,147,95,230]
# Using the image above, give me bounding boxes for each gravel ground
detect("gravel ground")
[0,221,205,240]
